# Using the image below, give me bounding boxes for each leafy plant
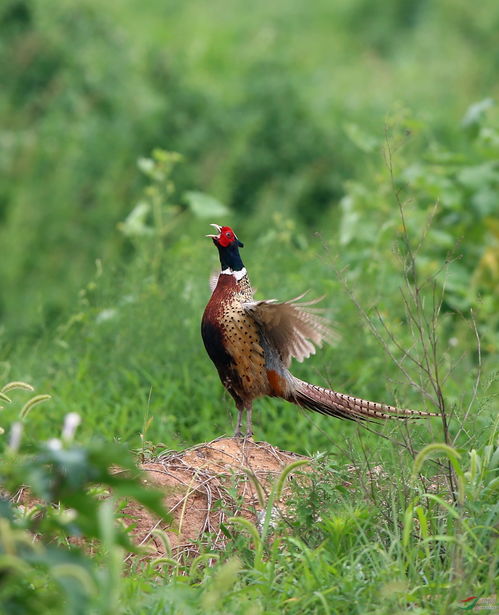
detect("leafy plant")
[0,382,170,615]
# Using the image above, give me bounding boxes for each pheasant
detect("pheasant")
[201,224,437,437]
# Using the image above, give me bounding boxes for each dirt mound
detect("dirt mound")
[122,437,310,561]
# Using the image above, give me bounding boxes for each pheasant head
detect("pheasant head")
[206,224,245,271]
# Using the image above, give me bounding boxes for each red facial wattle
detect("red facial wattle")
[217,226,237,247]
[207,223,244,249]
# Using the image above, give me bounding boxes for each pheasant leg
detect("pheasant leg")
[234,402,244,438]
[245,403,253,439]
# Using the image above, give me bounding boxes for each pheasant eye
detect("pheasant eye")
[226,232,232,238]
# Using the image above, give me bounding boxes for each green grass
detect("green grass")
[2,383,496,614]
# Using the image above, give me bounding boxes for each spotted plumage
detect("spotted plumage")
[201,224,439,437]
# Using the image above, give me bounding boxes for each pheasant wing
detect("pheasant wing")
[243,293,337,367]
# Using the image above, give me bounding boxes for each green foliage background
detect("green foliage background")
[0,0,497,612]
[1,0,497,446]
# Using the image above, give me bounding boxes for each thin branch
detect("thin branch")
[384,126,457,502]
[453,309,482,445]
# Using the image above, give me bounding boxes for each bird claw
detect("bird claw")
[232,430,253,441]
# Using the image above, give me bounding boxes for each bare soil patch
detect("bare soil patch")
[121,437,310,561]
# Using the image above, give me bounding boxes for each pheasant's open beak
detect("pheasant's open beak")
[206,223,222,239]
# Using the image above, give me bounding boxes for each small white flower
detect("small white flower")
[9,421,23,452]
[62,412,81,442]
[47,438,62,451]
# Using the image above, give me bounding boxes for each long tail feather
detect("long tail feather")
[290,378,439,422]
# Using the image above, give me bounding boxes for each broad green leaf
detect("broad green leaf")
[183,191,229,219]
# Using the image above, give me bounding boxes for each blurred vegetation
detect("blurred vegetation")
[0,0,497,452]
[0,0,498,611]
[1,0,498,337]
[1,0,497,443]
